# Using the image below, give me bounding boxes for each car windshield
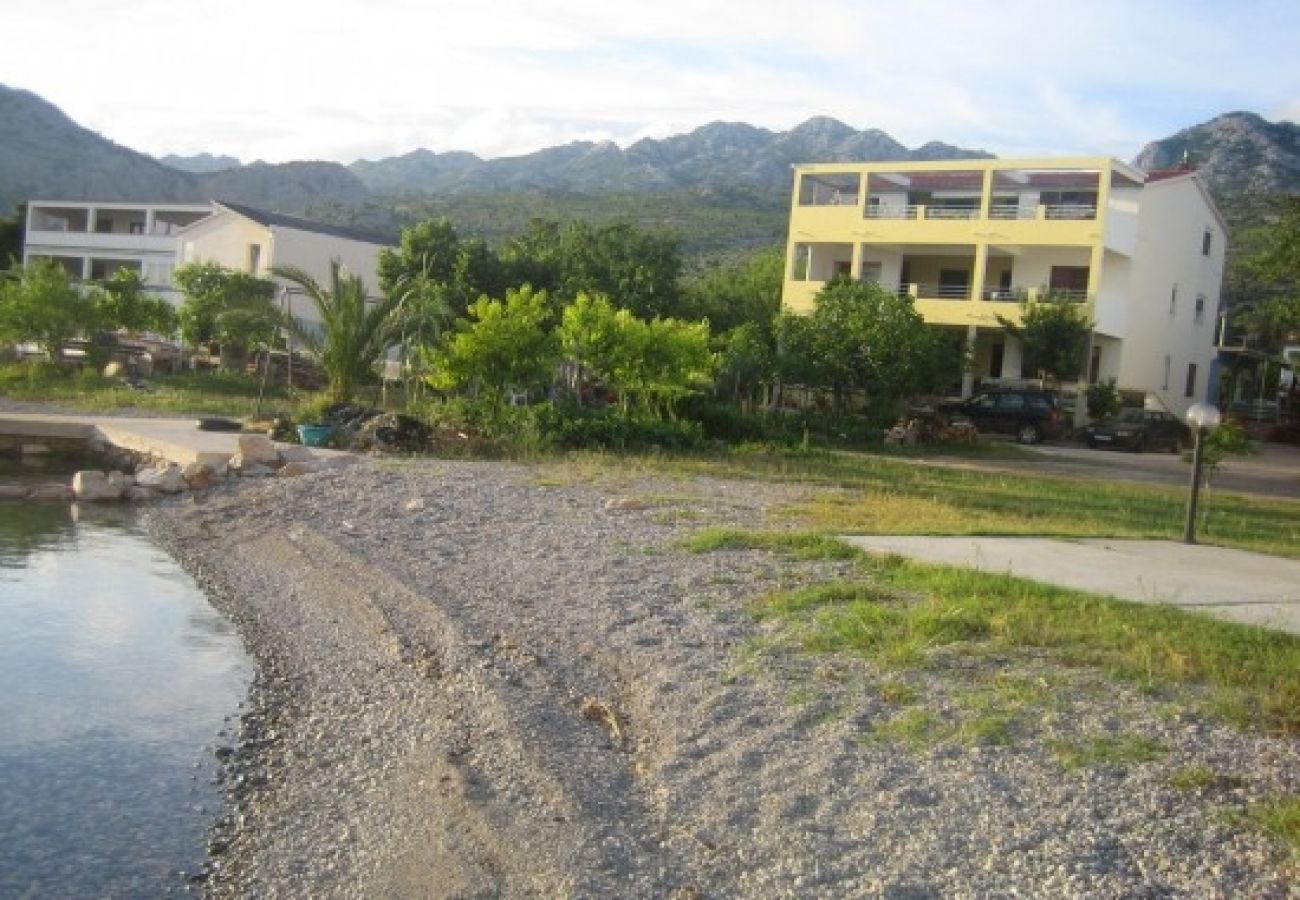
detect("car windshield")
[1116,408,1145,423]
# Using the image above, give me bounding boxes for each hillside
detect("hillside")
[0,84,198,212]
[3,83,1299,262]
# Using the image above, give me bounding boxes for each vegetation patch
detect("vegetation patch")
[687,527,1300,735]
[1049,734,1168,771]
[1238,795,1300,861]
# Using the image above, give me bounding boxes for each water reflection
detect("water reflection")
[0,500,252,895]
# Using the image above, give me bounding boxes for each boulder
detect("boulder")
[126,485,160,502]
[235,461,275,478]
[182,462,219,489]
[73,471,125,501]
[237,434,281,466]
[278,445,315,463]
[135,464,186,494]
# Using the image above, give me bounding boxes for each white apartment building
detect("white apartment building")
[23,200,213,305]
[782,158,1227,417]
[176,202,393,331]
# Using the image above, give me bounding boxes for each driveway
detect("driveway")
[924,441,1300,501]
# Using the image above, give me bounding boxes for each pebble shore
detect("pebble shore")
[150,458,1299,898]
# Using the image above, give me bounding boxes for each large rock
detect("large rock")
[237,434,281,466]
[278,445,315,463]
[135,463,186,494]
[182,462,219,489]
[73,470,126,501]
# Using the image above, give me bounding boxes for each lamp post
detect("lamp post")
[1182,402,1222,544]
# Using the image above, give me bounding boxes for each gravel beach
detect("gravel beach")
[150,458,1299,898]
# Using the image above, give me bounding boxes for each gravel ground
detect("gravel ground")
[148,458,1300,898]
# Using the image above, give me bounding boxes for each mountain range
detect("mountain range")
[2,82,1298,250]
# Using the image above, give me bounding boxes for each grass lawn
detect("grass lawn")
[582,445,1300,558]
[0,363,309,419]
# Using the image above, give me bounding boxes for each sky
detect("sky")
[2,0,1297,166]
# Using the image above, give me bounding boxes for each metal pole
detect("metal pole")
[1183,427,1207,544]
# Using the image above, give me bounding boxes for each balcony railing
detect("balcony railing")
[924,206,980,220]
[865,205,920,219]
[897,283,972,300]
[980,286,1090,303]
[865,203,1097,221]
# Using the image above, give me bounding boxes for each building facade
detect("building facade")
[22,200,213,305]
[176,202,394,331]
[781,157,1226,417]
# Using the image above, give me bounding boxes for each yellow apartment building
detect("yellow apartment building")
[781,157,1226,416]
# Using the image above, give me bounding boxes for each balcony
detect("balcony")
[897,282,973,301]
[865,203,1097,222]
[980,286,1089,303]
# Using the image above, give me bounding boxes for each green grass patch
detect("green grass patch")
[621,445,1300,558]
[1166,765,1244,792]
[691,528,1300,735]
[867,708,950,751]
[681,527,859,560]
[1239,795,1300,860]
[0,362,308,418]
[1049,734,1167,771]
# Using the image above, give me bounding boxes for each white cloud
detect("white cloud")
[1,0,1296,164]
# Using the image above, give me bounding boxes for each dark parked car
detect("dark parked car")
[942,389,1064,444]
[1083,408,1187,452]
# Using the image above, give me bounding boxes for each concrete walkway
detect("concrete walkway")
[841,535,1300,636]
[0,412,351,470]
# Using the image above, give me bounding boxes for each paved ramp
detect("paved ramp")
[0,412,351,470]
[841,535,1300,635]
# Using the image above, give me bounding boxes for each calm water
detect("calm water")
[0,463,252,897]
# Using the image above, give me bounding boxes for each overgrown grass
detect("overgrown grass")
[0,362,308,417]
[630,446,1300,558]
[685,527,1300,735]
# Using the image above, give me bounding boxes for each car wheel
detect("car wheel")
[1016,423,1042,445]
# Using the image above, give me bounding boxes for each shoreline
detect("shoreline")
[151,458,1298,897]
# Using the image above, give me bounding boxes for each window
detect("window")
[1184,363,1198,398]
[938,269,970,299]
[860,261,883,283]
[798,172,861,206]
[1162,355,1171,391]
[1202,229,1213,256]
[1169,285,1178,316]
[248,244,262,273]
[1194,294,1206,324]
[997,394,1026,410]
[1048,266,1089,299]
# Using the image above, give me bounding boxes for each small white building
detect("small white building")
[22,200,213,305]
[176,202,394,331]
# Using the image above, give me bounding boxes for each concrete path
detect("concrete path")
[0,412,351,470]
[841,535,1300,636]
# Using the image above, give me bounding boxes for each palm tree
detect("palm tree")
[271,260,400,403]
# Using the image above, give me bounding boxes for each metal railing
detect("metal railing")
[897,283,972,300]
[865,205,920,219]
[863,203,1097,221]
[924,206,980,220]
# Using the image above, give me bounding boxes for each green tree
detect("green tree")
[173,262,280,371]
[0,259,99,363]
[429,286,557,404]
[378,219,506,322]
[777,279,943,415]
[501,219,683,318]
[998,295,1092,383]
[715,322,775,407]
[0,203,25,268]
[556,292,625,402]
[94,269,177,335]
[679,246,784,333]
[271,260,400,402]
[1232,295,1300,353]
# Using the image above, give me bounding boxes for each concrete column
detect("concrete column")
[851,242,864,280]
[970,243,989,303]
[145,209,156,235]
[961,324,978,397]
